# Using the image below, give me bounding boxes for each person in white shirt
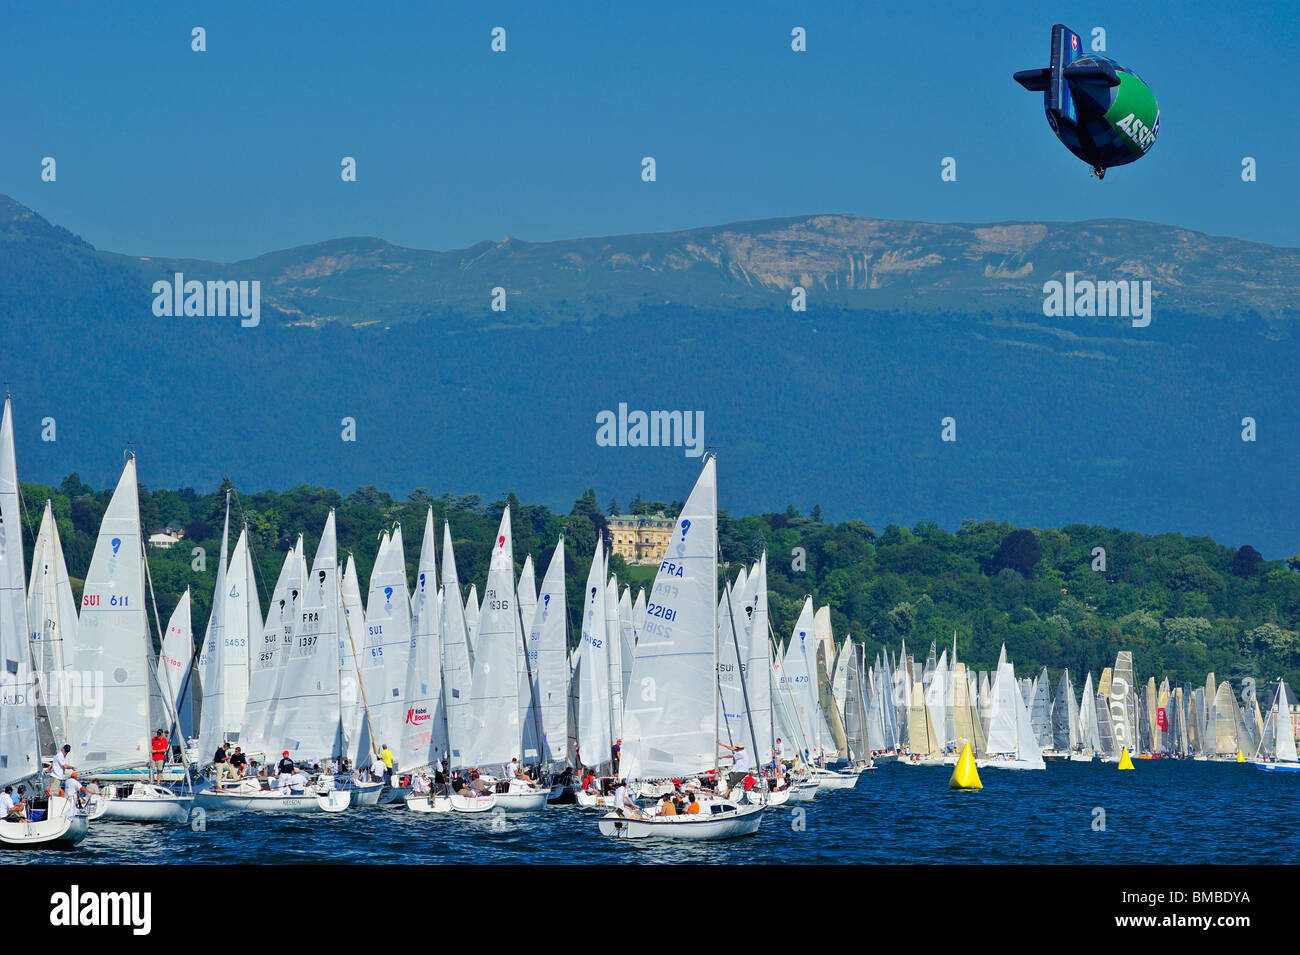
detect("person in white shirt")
[368,752,385,782]
[0,786,17,820]
[48,744,73,791]
[772,738,786,766]
[718,740,751,790]
[504,758,536,786]
[64,773,86,809]
[287,771,308,795]
[410,773,430,795]
[613,780,642,818]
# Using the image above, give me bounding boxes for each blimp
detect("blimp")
[1014,24,1159,178]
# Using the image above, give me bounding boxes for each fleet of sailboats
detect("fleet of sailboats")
[0,395,1294,849]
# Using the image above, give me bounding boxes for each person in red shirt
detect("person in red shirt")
[149,729,169,784]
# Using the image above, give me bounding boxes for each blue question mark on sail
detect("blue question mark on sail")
[676,519,691,558]
[111,537,121,555]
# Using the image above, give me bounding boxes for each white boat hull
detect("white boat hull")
[575,790,617,809]
[493,788,547,812]
[0,797,88,849]
[99,789,192,823]
[194,783,348,813]
[978,759,1046,770]
[814,770,861,790]
[1069,753,1096,763]
[747,787,790,806]
[449,791,497,813]
[599,803,764,840]
[405,793,452,813]
[1254,761,1300,772]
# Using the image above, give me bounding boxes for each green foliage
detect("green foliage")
[15,476,1300,688]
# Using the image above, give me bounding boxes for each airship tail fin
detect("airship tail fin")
[1014,69,1050,92]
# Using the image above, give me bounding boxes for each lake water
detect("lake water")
[17,758,1293,865]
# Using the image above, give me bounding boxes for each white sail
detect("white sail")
[197,499,231,764]
[1275,683,1297,762]
[276,511,341,763]
[517,555,537,638]
[399,508,442,771]
[632,588,647,644]
[359,525,412,766]
[576,537,611,771]
[157,589,193,728]
[440,521,473,770]
[242,541,301,760]
[339,552,368,763]
[1012,673,1046,767]
[524,538,567,771]
[464,584,480,666]
[27,500,78,750]
[67,458,152,772]
[618,586,636,700]
[604,574,624,745]
[0,397,39,786]
[1078,672,1102,754]
[1109,651,1137,755]
[984,647,1019,756]
[221,526,259,740]
[774,598,817,759]
[743,553,772,761]
[717,586,746,750]
[463,509,521,769]
[620,456,718,783]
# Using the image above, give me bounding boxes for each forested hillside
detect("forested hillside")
[20,475,1300,689]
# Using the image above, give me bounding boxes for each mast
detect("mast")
[339,555,380,769]
[711,451,720,785]
[723,579,760,785]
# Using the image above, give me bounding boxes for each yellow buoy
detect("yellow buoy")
[1118,746,1135,770]
[949,741,982,790]
[1236,750,1245,763]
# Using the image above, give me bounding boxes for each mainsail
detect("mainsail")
[67,458,153,772]
[276,511,342,763]
[0,398,39,786]
[576,537,611,771]
[524,538,567,770]
[440,521,473,770]
[400,509,443,771]
[463,509,522,769]
[620,457,718,783]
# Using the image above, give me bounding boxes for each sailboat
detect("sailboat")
[69,457,194,822]
[979,646,1045,770]
[598,455,765,840]
[1073,673,1101,761]
[0,396,87,849]
[195,510,349,813]
[1254,681,1300,772]
[461,508,546,812]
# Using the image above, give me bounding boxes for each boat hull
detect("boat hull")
[1254,761,1300,772]
[978,759,1045,770]
[0,798,88,849]
[405,793,452,813]
[193,788,348,812]
[598,803,764,840]
[786,781,819,802]
[746,787,790,806]
[575,790,617,809]
[494,789,547,812]
[815,770,861,790]
[449,791,497,813]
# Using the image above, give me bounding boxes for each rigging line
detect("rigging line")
[228,485,274,613]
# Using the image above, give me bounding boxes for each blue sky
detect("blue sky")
[4,0,1297,261]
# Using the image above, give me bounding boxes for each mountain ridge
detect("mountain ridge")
[4,195,1297,324]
